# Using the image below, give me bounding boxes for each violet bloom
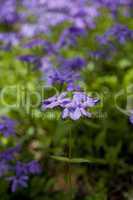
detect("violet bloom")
[24,39,46,48]
[0,145,21,161]
[15,160,41,175]
[42,92,71,109]
[0,33,20,47]
[42,92,99,120]
[97,24,133,45]
[24,39,57,55]
[8,175,29,192]
[27,160,41,174]
[57,26,86,49]
[15,162,28,176]
[18,55,39,63]
[41,56,81,89]
[49,68,80,86]
[96,0,133,16]
[0,117,17,137]
[0,160,10,177]
[0,0,19,24]
[22,0,99,35]
[59,57,86,70]
[7,160,41,192]
[62,92,99,120]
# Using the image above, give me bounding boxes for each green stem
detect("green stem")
[68,127,73,199]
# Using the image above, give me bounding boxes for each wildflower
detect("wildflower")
[0,145,21,161]
[8,175,29,192]
[62,92,99,120]
[0,160,10,177]
[27,160,41,174]
[42,91,99,120]
[0,117,17,137]
[42,92,71,109]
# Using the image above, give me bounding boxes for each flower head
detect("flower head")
[42,91,99,120]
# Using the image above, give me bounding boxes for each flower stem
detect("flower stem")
[68,127,73,199]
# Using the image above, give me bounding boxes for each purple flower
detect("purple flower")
[97,24,133,45]
[18,55,40,64]
[24,39,46,48]
[8,175,29,192]
[62,92,99,120]
[59,57,86,70]
[57,26,86,48]
[5,159,41,192]
[42,91,99,120]
[15,162,28,176]
[0,160,10,177]
[41,56,82,88]
[0,0,19,24]
[0,117,17,137]
[27,160,41,174]
[24,39,57,55]
[42,92,71,109]
[0,33,20,47]
[22,0,99,35]
[0,145,21,161]
[129,115,133,124]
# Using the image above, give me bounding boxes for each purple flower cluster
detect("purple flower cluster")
[41,56,86,90]
[22,0,99,35]
[97,24,133,45]
[42,92,99,120]
[0,117,41,192]
[0,145,41,192]
[8,160,41,192]
[0,0,19,24]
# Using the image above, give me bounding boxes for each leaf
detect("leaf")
[50,156,107,164]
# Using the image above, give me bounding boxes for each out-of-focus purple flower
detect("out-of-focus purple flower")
[57,26,86,48]
[0,145,21,161]
[5,159,41,192]
[22,0,99,35]
[96,0,133,17]
[0,160,10,177]
[97,24,133,45]
[41,56,82,88]
[49,68,80,85]
[15,160,41,176]
[90,44,116,60]
[0,0,20,24]
[24,39,57,55]
[59,57,86,70]
[23,39,47,48]
[0,33,20,47]
[18,55,40,65]
[8,175,29,192]
[0,117,17,137]
[15,162,28,176]
[27,160,41,174]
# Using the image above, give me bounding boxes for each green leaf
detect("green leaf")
[51,156,107,164]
